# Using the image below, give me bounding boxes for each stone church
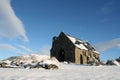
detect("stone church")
[50,32,100,64]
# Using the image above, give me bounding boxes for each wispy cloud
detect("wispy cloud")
[0,44,17,51]
[100,1,113,15]
[0,0,28,42]
[94,38,120,52]
[19,45,33,53]
[0,43,51,57]
[18,45,51,55]
[0,43,27,55]
[117,44,120,47]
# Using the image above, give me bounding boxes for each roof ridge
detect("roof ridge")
[65,33,85,42]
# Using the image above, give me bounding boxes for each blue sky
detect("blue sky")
[0,0,120,61]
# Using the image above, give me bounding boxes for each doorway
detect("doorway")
[80,54,83,64]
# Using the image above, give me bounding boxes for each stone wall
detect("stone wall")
[51,32,76,63]
[75,47,100,64]
[51,32,100,64]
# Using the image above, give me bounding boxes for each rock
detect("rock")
[88,59,99,66]
[11,61,20,66]
[99,61,106,65]
[23,63,38,69]
[0,62,8,68]
[116,57,120,63]
[0,60,11,68]
[33,63,42,69]
[43,64,59,70]
[106,60,120,66]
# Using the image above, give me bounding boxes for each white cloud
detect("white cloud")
[0,43,17,51]
[0,43,51,57]
[0,0,28,42]
[19,45,33,53]
[16,52,26,55]
[0,43,26,55]
[94,38,120,52]
[18,45,51,55]
[117,44,120,47]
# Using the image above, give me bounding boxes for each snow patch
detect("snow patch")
[67,35,89,50]
[39,57,59,66]
[113,60,120,66]
[76,44,88,50]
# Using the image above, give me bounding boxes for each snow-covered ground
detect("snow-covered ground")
[0,64,120,80]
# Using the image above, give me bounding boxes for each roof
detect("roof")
[64,33,99,53]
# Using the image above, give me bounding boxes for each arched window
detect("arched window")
[87,56,89,63]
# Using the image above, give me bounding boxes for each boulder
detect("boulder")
[106,60,120,66]
[23,63,38,69]
[99,61,106,65]
[43,64,59,70]
[38,57,59,69]
[0,60,11,68]
[88,59,99,66]
[116,57,120,63]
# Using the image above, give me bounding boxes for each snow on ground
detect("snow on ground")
[0,63,120,80]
